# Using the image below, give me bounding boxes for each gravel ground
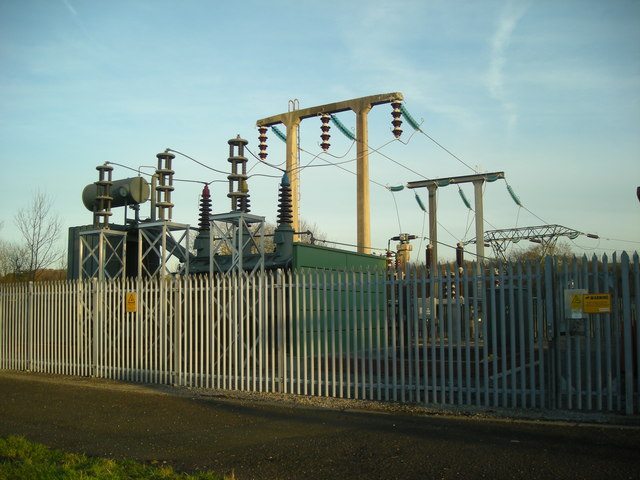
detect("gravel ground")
[180,383,640,427]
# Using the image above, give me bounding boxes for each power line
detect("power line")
[105,161,153,176]
[105,161,226,186]
[418,130,477,173]
[166,148,232,176]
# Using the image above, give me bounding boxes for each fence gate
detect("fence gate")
[549,253,638,414]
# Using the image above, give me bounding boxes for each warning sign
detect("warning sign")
[564,289,587,319]
[583,294,611,314]
[570,294,583,311]
[126,293,137,312]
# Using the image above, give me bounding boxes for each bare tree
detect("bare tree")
[256,218,329,253]
[14,191,63,281]
[0,240,29,281]
[507,241,574,262]
[210,218,330,255]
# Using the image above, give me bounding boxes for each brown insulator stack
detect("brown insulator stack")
[391,102,403,138]
[320,114,331,150]
[198,184,212,232]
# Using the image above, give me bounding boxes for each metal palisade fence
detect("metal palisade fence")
[1,253,638,414]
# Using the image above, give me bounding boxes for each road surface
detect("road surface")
[1,372,638,479]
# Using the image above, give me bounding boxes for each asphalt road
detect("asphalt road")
[1,371,639,480]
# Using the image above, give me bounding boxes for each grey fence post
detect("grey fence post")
[27,281,34,371]
[276,269,285,393]
[173,275,182,387]
[91,278,99,377]
[621,252,634,415]
[544,256,556,409]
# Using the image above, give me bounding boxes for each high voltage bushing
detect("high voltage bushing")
[456,242,464,267]
[198,184,212,232]
[425,243,433,269]
[238,179,250,213]
[277,173,293,225]
[155,151,175,220]
[94,163,114,228]
[227,135,250,212]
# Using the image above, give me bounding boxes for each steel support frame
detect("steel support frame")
[78,229,127,280]
[209,212,266,276]
[137,221,191,278]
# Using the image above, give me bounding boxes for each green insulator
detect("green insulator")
[400,104,422,131]
[271,125,287,142]
[414,192,427,212]
[330,114,356,140]
[568,232,580,240]
[437,179,451,187]
[486,175,500,182]
[458,187,471,209]
[388,185,404,192]
[506,184,522,206]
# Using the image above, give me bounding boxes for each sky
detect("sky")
[1,0,639,265]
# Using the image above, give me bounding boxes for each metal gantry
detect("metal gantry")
[465,224,598,261]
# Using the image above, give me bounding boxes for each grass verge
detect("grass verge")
[0,436,229,480]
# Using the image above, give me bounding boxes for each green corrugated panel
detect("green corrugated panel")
[292,243,386,271]
[291,244,387,355]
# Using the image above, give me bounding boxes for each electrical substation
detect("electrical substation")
[67,94,403,280]
[67,91,600,280]
[19,91,635,416]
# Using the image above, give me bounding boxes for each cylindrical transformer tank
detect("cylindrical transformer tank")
[82,177,150,211]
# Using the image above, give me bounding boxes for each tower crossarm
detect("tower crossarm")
[256,92,404,127]
[464,224,597,245]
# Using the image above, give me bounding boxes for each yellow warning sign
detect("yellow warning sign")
[583,294,611,314]
[126,293,137,312]
[570,294,583,311]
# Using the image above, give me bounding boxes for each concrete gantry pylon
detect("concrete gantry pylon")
[257,92,404,254]
[406,171,505,268]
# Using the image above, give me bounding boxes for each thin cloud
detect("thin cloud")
[60,0,96,45]
[61,0,77,16]
[487,1,529,131]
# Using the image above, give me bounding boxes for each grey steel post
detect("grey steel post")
[427,184,438,267]
[621,252,634,414]
[276,269,285,393]
[173,275,182,386]
[27,281,33,371]
[91,278,99,377]
[473,179,485,268]
[544,255,556,408]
